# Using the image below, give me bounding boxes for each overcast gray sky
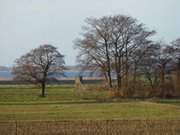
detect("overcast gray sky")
[0,0,180,66]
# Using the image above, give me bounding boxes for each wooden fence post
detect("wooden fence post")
[15,121,17,135]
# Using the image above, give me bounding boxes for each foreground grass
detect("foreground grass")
[1,102,180,121]
[0,85,180,121]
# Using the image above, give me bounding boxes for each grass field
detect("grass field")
[0,85,109,104]
[0,84,180,121]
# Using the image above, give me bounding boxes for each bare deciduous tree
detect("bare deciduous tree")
[129,41,152,83]
[75,33,109,83]
[140,43,160,90]
[109,15,155,88]
[171,39,180,90]
[13,44,65,97]
[75,15,155,91]
[75,17,113,88]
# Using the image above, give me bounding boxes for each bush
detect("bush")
[158,81,175,98]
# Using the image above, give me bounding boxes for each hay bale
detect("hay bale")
[75,76,83,90]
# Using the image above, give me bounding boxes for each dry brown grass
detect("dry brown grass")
[109,77,180,98]
[0,120,180,135]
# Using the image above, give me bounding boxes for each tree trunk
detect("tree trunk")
[160,65,165,97]
[114,42,122,90]
[177,70,180,91]
[176,59,180,91]
[41,81,46,97]
[160,68,165,85]
[105,41,112,88]
[117,54,122,89]
[41,72,47,97]
[103,71,108,86]
[125,43,128,87]
[133,62,137,84]
[117,74,121,89]
[114,53,120,89]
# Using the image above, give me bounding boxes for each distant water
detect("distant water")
[0,71,13,77]
[53,71,97,77]
[0,70,100,78]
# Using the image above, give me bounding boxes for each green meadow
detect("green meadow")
[0,85,180,121]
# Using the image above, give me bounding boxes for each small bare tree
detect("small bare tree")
[141,43,161,90]
[157,44,172,85]
[129,41,152,83]
[171,39,180,90]
[13,44,65,97]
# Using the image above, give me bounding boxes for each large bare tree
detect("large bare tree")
[138,43,160,90]
[109,15,155,88]
[75,17,113,88]
[13,44,65,97]
[75,15,155,90]
[75,33,109,82]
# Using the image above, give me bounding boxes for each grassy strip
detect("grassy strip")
[0,102,180,121]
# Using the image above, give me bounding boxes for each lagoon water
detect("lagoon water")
[0,71,12,77]
[0,71,99,78]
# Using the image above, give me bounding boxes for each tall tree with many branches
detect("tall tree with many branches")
[109,15,155,88]
[75,15,155,90]
[13,44,65,97]
[75,17,113,88]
